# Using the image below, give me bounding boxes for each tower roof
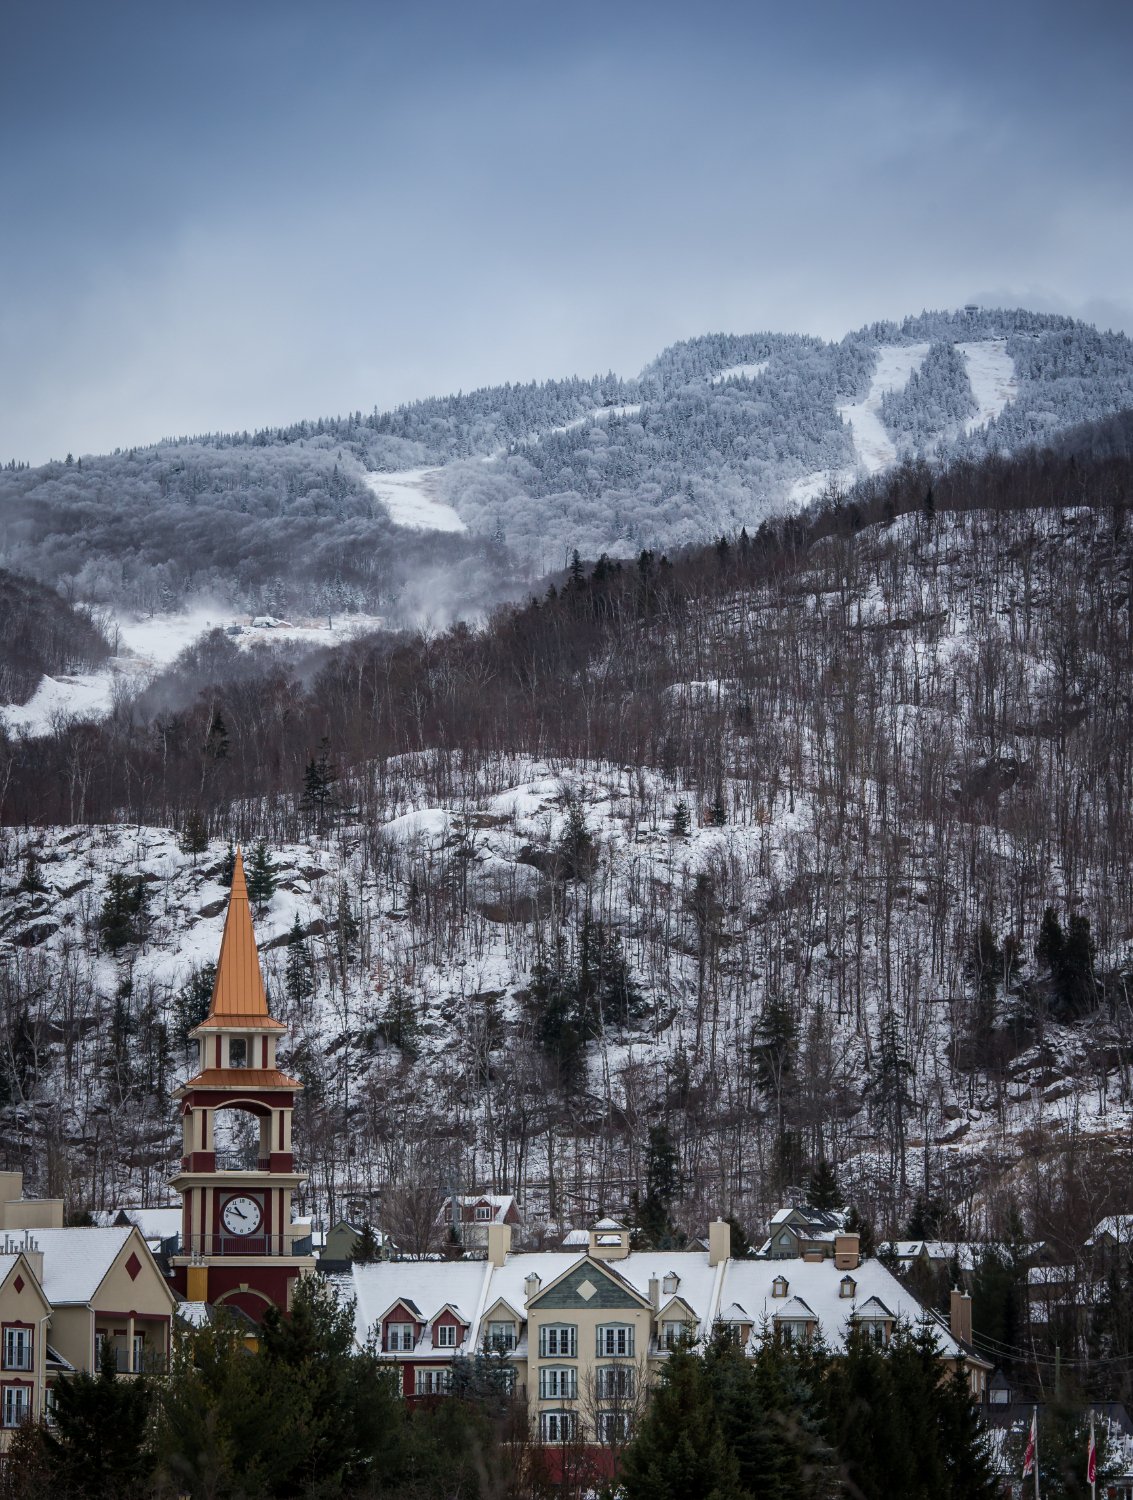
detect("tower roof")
[195,849,285,1032]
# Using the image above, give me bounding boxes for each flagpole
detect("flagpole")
[1034,1405,1040,1500]
[1090,1411,1096,1500]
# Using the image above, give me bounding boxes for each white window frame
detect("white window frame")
[435,1323,457,1348]
[474,1204,492,1221]
[2,1327,33,1372]
[414,1368,452,1396]
[597,1409,631,1443]
[540,1409,576,1444]
[2,1384,31,1428]
[486,1321,516,1350]
[661,1319,688,1349]
[596,1323,634,1357]
[539,1365,577,1400]
[596,1363,635,1401]
[539,1324,577,1358]
[386,1322,416,1352]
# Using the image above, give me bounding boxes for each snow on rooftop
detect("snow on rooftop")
[32,1227,135,1303]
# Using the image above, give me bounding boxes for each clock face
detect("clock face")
[222,1195,262,1235]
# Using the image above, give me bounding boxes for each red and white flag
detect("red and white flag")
[1088,1413,1097,1485]
[1023,1408,1037,1477]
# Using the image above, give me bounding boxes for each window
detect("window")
[2,1328,32,1372]
[597,1410,630,1443]
[596,1324,634,1357]
[386,1323,415,1352]
[861,1320,889,1348]
[475,1205,492,1221]
[596,1364,635,1401]
[539,1324,577,1358]
[778,1320,810,1347]
[2,1385,30,1428]
[487,1321,516,1351]
[661,1320,688,1349]
[94,1331,107,1364]
[772,1277,788,1298]
[415,1369,452,1396]
[132,1333,146,1372]
[540,1410,576,1444]
[539,1366,577,1399]
[435,1323,457,1348]
[727,1322,748,1343]
[778,1233,792,1247]
[228,1038,247,1067]
[662,1272,679,1296]
[840,1276,857,1299]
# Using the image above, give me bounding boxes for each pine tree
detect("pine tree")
[175,963,216,1037]
[619,1346,743,1500]
[669,799,691,838]
[285,916,314,1007]
[98,875,149,954]
[42,1340,154,1498]
[806,1159,840,1211]
[350,1221,381,1265]
[246,841,276,910]
[300,736,338,826]
[220,840,237,885]
[17,848,47,893]
[178,810,208,858]
[706,782,727,826]
[204,709,229,761]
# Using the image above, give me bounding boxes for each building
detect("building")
[347,1211,990,1450]
[0,1175,177,1453]
[439,1194,524,1250]
[167,849,315,1320]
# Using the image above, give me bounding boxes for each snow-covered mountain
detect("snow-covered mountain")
[1,308,1131,629]
[5,448,1133,1245]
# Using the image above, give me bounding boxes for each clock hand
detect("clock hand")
[231,1206,248,1219]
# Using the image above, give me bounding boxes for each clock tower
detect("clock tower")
[170,850,315,1320]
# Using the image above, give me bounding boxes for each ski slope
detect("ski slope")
[956,340,1018,432]
[837,343,931,474]
[362,468,467,533]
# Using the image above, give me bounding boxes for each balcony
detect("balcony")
[98,1346,167,1374]
[179,1233,308,1258]
[213,1150,271,1172]
[2,1348,33,1372]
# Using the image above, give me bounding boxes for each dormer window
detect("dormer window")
[662,1272,679,1296]
[475,1204,492,1222]
[228,1038,247,1068]
[840,1275,857,1299]
[772,1276,789,1298]
[435,1324,457,1348]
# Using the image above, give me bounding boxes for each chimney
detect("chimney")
[648,1276,660,1309]
[708,1219,731,1268]
[487,1222,512,1268]
[0,1171,23,1227]
[833,1233,860,1271]
[524,1272,541,1303]
[950,1287,972,1345]
[19,1246,44,1284]
[3,1198,64,1232]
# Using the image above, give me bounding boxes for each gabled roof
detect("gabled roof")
[773,1295,818,1321]
[377,1296,424,1322]
[853,1295,895,1319]
[31,1226,174,1309]
[594,1217,626,1231]
[483,1296,523,1324]
[430,1302,469,1325]
[720,1301,751,1323]
[658,1294,698,1321]
[528,1251,651,1309]
[193,850,285,1032]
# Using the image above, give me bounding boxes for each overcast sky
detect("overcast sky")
[3,0,1131,463]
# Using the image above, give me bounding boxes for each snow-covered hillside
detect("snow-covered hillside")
[6,488,1133,1241]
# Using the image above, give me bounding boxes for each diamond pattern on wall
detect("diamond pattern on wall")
[126,1252,142,1281]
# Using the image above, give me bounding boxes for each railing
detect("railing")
[213,1151,271,1172]
[181,1234,300,1258]
[100,1347,167,1374]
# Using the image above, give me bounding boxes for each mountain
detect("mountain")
[2,308,1131,625]
[4,437,1133,1263]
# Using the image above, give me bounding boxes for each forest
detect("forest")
[4,436,1133,1416]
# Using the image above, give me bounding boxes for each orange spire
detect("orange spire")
[198,849,282,1030]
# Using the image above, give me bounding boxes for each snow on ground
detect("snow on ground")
[2,609,386,736]
[785,468,858,508]
[837,343,931,474]
[956,339,1018,432]
[544,403,644,438]
[361,468,467,533]
[710,362,769,385]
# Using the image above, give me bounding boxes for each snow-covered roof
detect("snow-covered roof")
[0,1254,20,1285]
[854,1295,895,1319]
[114,1207,182,1243]
[773,1295,817,1321]
[176,1300,212,1328]
[1088,1216,1133,1246]
[352,1260,491,1348]
[722,1258,967,1358]
[561,1228,589,1247]
[32,1227,135,1304]
[594,1217,626,1231]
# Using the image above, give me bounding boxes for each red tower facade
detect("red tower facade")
[169,851,315,1320]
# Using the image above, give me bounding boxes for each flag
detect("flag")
[1023,1407,1037,1478]
[1088,1413,1097,1485]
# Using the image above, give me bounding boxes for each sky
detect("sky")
[3,0,1132,464]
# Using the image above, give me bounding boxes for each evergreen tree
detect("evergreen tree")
[98,875,149,954]
[638,1124,682,1247]
[175,962,216,1037]
[42,1341,153,1498]
[300,736,338,825]
[619,1346,743,1500]
[669,799,691,838]
[806,1159,840,1211]
[284,915,314,1007]
[178,810,208,858]
[219,839,237,885]
[17,848,47,893]
[350,1221,382,1264]
[204,709,229,761]
[246,840,276,910]
[706,782,728,826]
